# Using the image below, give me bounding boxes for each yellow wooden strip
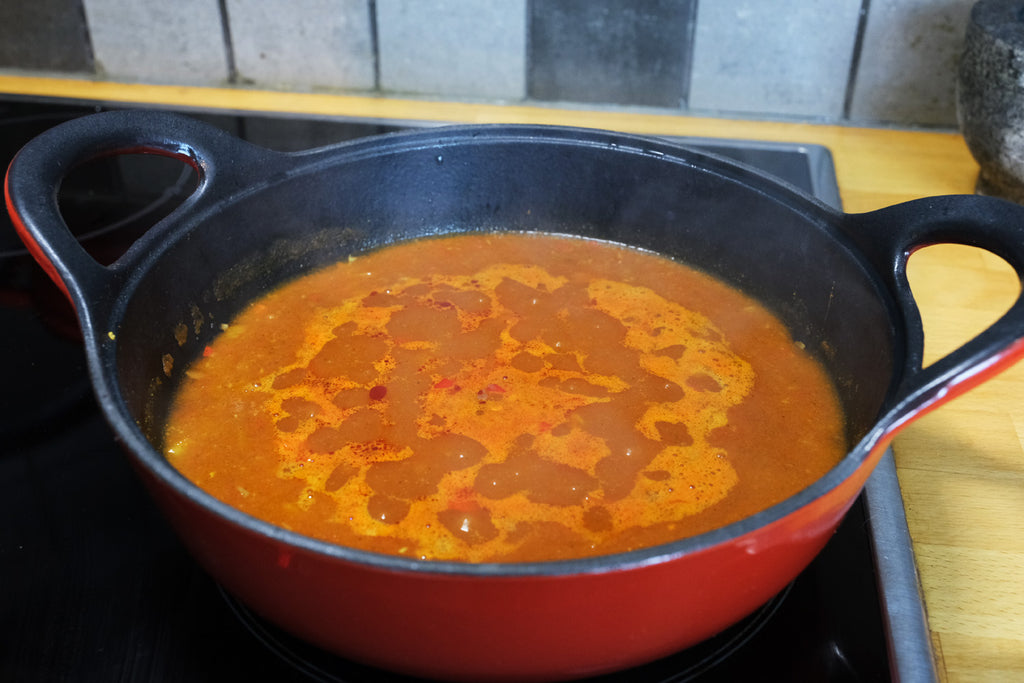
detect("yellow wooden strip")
[913,543,1024,637]
[939,632,1024,682]
[896,465,1024,550]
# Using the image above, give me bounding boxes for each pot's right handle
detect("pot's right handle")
[4,110,279,318]
[841,194,1024,449]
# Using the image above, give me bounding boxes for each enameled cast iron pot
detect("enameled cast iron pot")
[8,111,1024,682]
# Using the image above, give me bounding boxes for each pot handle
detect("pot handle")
[4,109,276,314]
[842,194,1024,448]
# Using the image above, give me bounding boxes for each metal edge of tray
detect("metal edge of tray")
[660,135,843,211]
[864,448,939,682]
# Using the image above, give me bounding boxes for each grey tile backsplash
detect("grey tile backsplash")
[3,0,980,128]
[848,0,975,126]
[83,0,231,86]
[528,0,697,108]
[226,0,376,91]
[377,0,527,99]
[0,0,93,73]
[689,0,863,119]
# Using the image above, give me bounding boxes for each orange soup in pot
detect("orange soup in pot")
[163,232,846,563]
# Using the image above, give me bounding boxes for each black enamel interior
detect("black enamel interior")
[109,128,895,457]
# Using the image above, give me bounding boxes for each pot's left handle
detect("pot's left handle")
[4,110,273,314]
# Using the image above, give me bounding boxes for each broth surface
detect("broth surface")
[164,232,846,562]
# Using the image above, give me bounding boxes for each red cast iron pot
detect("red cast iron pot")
[7,111,1024,682]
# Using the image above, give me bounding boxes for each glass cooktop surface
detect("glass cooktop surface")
[0,99,932,682]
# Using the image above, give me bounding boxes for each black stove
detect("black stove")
[0,100,935,682]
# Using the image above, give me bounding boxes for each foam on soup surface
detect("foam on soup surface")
[164,232,845,562]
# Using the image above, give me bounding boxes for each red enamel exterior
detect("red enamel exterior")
[8,112,1024,681]
[4,166,71,302]
[141,441,884,682]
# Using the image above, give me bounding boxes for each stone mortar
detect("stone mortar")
[957,0,1024,203]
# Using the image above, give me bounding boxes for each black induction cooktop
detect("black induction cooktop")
[0,99,935,682]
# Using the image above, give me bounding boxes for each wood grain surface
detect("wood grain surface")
[3,75,1021,681]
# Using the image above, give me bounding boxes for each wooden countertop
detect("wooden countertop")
[3,75,1022,681]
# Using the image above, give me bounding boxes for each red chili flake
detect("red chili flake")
[538,421,552,432]
[434,378,455,389]
[202,345,214,357]
[448,487,480,512]
[368,385,387,400]
[485,383,506,393]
